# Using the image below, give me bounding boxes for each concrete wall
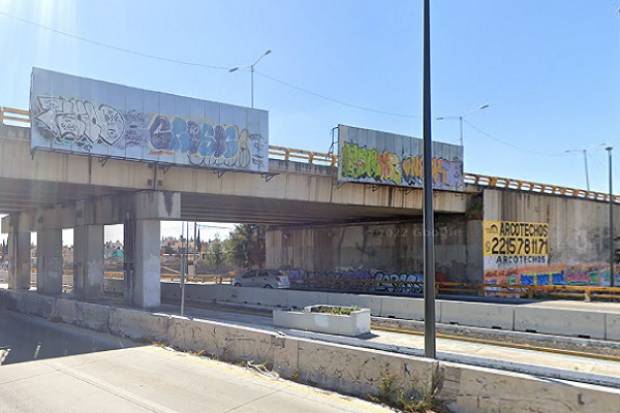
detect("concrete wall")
[263,188,620,287]
[2,288,618,412]
[266,214,477,283]
[483,189,620,285]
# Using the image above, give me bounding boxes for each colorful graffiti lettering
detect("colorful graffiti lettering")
[484,263,620,287]
[341,142,380,180]
[340,141,463,189]
[32,96,266,172]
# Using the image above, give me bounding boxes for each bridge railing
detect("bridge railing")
[464,173,620,203]
[0,106,30,126]
[3,106,618,202]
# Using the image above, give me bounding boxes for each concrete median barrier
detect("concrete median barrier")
[440,300,514,330]
[607,313,620,341]
[514,306,607,339]
[108,307,170,343]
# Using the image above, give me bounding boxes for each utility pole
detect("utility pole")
[422,0,436,359]
[607,146,615,287]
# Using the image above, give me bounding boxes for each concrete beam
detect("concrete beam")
[2,191,181,233]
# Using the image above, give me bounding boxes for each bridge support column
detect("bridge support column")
[8,227,31,290]
[121,191,179,309]
[124,219,161,309]
[73,225,104,301]
[36,228,63,295]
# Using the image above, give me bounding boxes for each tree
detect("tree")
[206,236,225,274]
[226,224,265,268]
[196,228,202,253]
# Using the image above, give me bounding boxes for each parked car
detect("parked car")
[232,269,290,289]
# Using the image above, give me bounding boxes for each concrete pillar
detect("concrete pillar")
[73,225,104,301]
[124,219,161,309]
[36,228,63,295]
[8,226,31,290]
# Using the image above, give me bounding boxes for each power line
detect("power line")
[462,119,570,157]
[0,10,418,118]
[254,70,418,118]
[0,11,231,71]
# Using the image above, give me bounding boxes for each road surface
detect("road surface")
[0,311,390,413]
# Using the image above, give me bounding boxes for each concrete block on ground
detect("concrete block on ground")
[229,286,257,305]
[73,301,111,332]
[251,288,287,307]
[17,292,54,318]
[50,298,77,324]
[160,282,181,301]
[108,307,169,342]
[295,338,434,398]
[218,325,278,366]
[167,316,219,355]
[183,283,218,303]
[514,306,606,339]
[214,285,235,303]
[273,337,299,379]
[606,313,620,341]
[379,296,440,321]
[440,362,620,413]
[326,292,371,309]
[440,301,514,330]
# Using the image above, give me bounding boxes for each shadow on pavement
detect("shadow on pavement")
[0,310,139,365]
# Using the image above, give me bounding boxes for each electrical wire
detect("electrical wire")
[0,10,418,119]
[0,11,231,71]
[254,70,418,118]
[462,119,571,157]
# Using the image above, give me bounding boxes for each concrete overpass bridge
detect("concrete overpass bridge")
[2,106,619,309]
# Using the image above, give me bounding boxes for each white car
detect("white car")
[232,269,290,289]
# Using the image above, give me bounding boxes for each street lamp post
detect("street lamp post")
[422,0,436,359]
[436,104,490,147]
[607,146,615,287]
[229,49,272,108]
[564,149,591,191]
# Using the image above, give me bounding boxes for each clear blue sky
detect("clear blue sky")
[1,0,619,193]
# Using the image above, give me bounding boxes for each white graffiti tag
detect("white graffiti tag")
[34,96,125,148]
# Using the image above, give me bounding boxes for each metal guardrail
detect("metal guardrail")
[2,106,617,202]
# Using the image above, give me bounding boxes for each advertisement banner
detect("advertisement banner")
[30,67,269,173]
[337,124,464,190]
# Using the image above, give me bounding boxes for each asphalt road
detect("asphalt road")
[0,311,390,413]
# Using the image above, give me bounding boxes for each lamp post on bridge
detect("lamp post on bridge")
[436,103,490,147]
[229,49,272,109]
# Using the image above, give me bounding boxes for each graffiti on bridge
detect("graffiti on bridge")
[283,268,424,295]
[340,141,463,189]
[33,96,266,170]
[484,263,620,287]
